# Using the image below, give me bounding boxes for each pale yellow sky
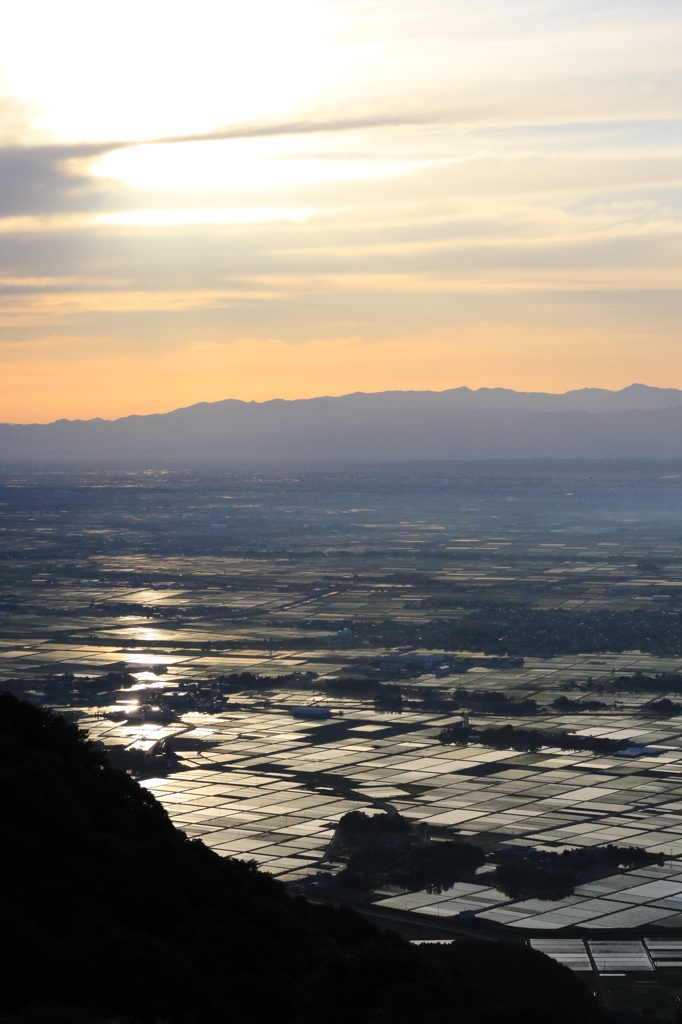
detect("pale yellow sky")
[0,0,681,422]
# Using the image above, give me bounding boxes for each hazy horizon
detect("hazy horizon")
[5,381,682,427]
[4,382,682,461]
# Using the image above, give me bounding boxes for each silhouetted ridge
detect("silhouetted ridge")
[0,694,600,1023]
[2,385,682,461]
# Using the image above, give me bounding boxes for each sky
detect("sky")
[1,0,681,422]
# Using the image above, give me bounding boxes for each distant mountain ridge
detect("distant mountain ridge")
[3,384,682,462]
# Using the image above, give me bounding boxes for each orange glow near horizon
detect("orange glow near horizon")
[2,330,680,424]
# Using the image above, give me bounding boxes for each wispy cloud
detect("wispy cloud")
[0,141,122,217]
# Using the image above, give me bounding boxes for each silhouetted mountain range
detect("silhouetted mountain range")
[3,384,682,462]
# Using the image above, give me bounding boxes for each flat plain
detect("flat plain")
[6,461,682,1009]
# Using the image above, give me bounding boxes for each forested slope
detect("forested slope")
[0,694,600,1024]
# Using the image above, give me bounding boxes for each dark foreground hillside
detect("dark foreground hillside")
[0,694,601,1024]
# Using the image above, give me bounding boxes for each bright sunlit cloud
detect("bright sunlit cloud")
[0,0,332,141]
[94,138,430,190]
[96,207,317,227]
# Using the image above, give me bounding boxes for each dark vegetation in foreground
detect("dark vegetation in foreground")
[439,721,634,754]
[598,673,682,696]
[321,811,663,903]
[325,810,484,893]
[438,605,682,658]
[492,845,665,900]
[0,693,601,1024]
[311,606,682,658]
